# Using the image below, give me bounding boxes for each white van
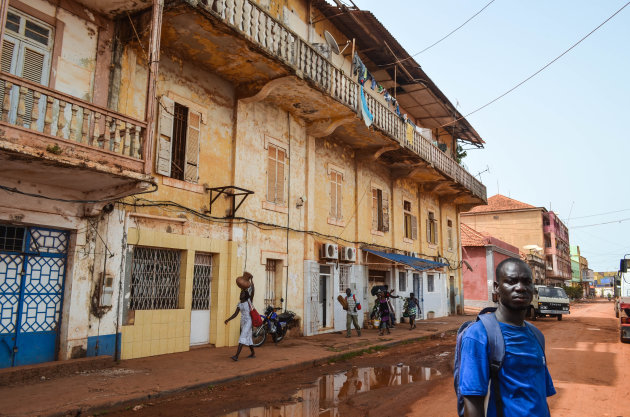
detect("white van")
[529,285,570,321]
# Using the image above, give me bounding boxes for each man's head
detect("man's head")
[346,288,352,296]
[410,293,415,298]
[494,258,534,311]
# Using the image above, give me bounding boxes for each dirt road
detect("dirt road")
[106,300,628,417]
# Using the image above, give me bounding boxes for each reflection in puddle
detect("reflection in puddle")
[222,365,441,417]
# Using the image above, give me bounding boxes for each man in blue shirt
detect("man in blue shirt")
[459,258,556,417]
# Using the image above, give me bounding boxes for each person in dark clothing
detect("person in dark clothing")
[377,291,391,336]
[406,293,420,330]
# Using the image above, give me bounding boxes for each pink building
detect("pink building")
[461,224,520,309]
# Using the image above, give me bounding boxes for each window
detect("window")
[403,200,418,240]
[130,247,181,310]
[398,271,407,292]
[1,8,53,127]
[156,96,201,182]
[447,219,453,251]
[426,211,437,244]
[265,259,276,307]
[267,144,286,205]
[339,264,350,292]
[191,253,212,310]
[330,170,343,220]
[0,224,25,251]
[427,274,435,292]
[372,188,389,232]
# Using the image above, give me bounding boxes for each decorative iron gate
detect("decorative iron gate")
[0,225,68,368]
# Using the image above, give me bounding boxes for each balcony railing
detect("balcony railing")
[198,0,486,201]
[0,72,146,161]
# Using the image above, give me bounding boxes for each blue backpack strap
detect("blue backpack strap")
[478,312,505,417]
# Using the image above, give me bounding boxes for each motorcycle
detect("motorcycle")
[251,298,296,347]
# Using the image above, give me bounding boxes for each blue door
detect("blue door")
[0,225,68,368]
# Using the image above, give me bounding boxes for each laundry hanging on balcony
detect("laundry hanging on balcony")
[353,52,404,119]
[359,85,373,127]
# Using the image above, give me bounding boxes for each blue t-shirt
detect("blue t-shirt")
[459,321,556,417]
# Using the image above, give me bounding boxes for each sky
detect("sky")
[352,0,630,272]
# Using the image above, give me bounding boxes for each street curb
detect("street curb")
[50,327,460,417]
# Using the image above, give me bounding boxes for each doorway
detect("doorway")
[318,265,332,328]
[449,276,456,315]
[413,273,423,319]
[190,253,212,346]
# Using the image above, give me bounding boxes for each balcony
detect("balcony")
[159,0,486,204]
[0,72,153,205]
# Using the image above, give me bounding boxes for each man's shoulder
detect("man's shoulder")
[461,320,489,344]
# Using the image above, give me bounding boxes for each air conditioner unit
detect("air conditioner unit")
[340,246,357,262]
[320,243,339,260]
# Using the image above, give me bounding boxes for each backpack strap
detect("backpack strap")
[478,312,505,417]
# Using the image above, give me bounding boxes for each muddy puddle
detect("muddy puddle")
[220,365,442,417]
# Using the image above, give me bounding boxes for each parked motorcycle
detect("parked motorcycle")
[251,298,296,347]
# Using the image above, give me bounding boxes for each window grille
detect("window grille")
[191,253,212,310]
[0,225,25,252]
[265,259,277,307]
[427,274,435,293]
[339,265,350,292]
[130,247,181,310]
[398,271,407,292]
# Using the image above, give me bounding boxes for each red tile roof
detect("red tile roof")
[460,223,490,246]
[465,194,537,214]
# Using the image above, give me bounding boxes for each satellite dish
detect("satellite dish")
[324,30,341,55]
[523,244,542,251]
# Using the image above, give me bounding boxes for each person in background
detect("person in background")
[224,290,255,361]
[406,293,420,330]
[345,288,362,338]
[377,291,391,336]
[386,289,400,328]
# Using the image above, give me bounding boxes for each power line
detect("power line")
[441,1,630,128]
[381,0,496,66]
[572,217,630,230]
[565,208,630,221]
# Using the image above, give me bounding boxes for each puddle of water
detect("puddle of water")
[220,365,442,417]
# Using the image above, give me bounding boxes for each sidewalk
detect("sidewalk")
[0,315,469,417]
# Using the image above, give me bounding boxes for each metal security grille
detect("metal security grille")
[0,225,68,367]
[339,265,350,292]
[130,247,181,310]
[191,253,212,310]
[0,225,25,251]
[265,259,276,307]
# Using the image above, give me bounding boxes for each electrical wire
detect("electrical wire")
[381,0,496,66]
[441,1,630,128]
[565,208,630,220]
[571,217,630,230]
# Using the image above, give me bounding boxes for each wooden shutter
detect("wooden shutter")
[330,173,336,217]
[411,215,418,240]
[156,96,174,176]
[277,148,285,204]
[21,46,45,127]
[184,110,201,183]
[426,218,431,242]
[336,174,342,220]
[372,189,378,230]
[382,192,389,232]
[267,146,276,202]
[0,40,15,117]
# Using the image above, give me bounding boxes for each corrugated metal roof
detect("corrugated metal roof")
[312,1,484,146]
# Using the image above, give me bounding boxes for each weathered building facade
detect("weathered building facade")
[461,194,571,286]
[0,0,486,367]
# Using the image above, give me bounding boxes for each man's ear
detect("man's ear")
[492,281,499,303]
